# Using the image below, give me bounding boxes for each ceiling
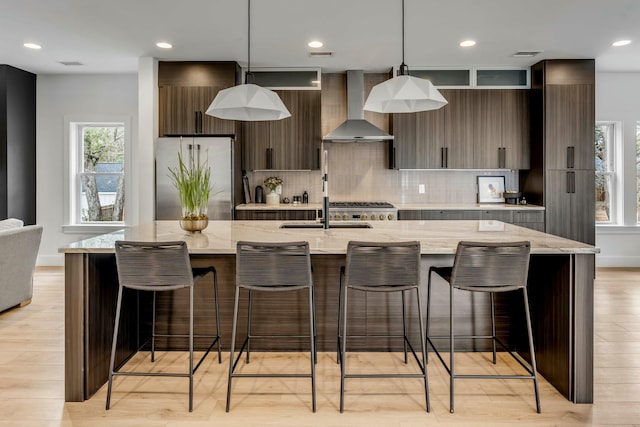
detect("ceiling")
[2,0,640,75]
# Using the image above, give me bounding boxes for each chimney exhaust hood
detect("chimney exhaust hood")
[323,70,394,142]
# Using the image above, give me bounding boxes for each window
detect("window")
[64,117,130,230]
[595,122,617,223]
[637,122,640,222]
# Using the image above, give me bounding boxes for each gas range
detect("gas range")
[328,201,397,221]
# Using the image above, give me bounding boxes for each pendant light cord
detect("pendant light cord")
[247,0,251,75]
[399,0,408,75]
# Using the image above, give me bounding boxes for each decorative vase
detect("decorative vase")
[266,191,280,205]
[179,218,209,233]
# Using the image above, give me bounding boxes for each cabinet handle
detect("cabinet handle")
[194,111,199,133]
[316,148,320,170]
[499,147,506,169]
[567,146,575,168]
[390,146,397,169]
[198,111,203,133]
[440,147,445,168]
[445,147,449,168]
[266,148,273,169]
[571,171,576,193]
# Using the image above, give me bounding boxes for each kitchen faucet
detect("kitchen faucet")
[322,149,329,230]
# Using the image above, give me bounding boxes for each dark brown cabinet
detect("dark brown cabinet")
[235,209,317,220]
[391,89,528,170]
[521,59,595,245]
[158,61,238,136]
[242,90,321,170]
[0,65,36,224]
[397,208,544,231]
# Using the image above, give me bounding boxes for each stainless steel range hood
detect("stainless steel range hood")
[323,70,394,142]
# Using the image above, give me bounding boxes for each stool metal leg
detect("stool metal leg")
[106,284,124,410]
[416,286,430,412]
[188,286,194,412]
[402,290,408,364]
[151,291,156,363]
[490,292,497,364]
[426,269,432,355]
[337,268,344,364]
[308,285,317,412]
[246,289,253,364]
[339,284,349,413]
[226,285,241,412]
[212,269,222,364]
[523,288,541,413]
[450,283,455,414]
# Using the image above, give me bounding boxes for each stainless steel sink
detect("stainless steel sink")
[279,222,372,229]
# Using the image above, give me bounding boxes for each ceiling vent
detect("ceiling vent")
[512,51,542,58]
[59,61,84,66]
[308,51,334,57]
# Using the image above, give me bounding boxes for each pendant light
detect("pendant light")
[205,0,290,121]
[364,0,447,113]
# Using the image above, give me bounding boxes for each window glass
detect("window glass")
[77,124,125,223]
[595,122,615,223]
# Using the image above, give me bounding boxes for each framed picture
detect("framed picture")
[477,176,506,203]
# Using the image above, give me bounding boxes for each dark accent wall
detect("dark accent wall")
[0,65,36,224]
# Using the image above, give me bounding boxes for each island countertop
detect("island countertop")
[58,220,597,255]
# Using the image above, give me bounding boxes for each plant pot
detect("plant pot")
[266,192,280,205]
[179,218,209,233]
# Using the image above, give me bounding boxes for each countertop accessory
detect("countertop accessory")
[504,190,522,205]
[302,190,309,204]
[254,185,264,204]
[363,0,447,113]
[477,176,506,203]
[205,0,290,121]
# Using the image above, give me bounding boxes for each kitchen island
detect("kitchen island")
[60,220,597,405]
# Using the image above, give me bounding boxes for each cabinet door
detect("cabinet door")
[392,109,444,169]
[242,120,271,170]
[545,169,594,244]
[194,87,235,135]
[397,210,422,220]
[571,170,595,245]
[441,210,481,220]
[472,90,503,169]
[159,86,196,135]
[544,170,572,239]
[443,90,475,168]
[501,90,530,169]
[545,84,595,170]
[288,91,321,170]
[480,210,513,222]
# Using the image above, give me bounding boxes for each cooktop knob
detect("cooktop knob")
[343,214,349,220]
[361,214,368,220]
[387,213,394,220]
[378,214,385,220]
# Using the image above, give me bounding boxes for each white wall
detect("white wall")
[595,72,640,266]
[36,74,138,265]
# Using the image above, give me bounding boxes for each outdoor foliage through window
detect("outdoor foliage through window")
[79,125,125,222]
[595,123,614,223]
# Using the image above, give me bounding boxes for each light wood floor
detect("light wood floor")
[1,268,639,426]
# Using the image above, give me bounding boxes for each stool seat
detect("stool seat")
[226,241,316,412]
[106,241,222,412]
[426,240,541,414]
[338,241,429,413]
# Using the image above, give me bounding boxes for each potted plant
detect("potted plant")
[263,176,283,205]
[168,149,212,233]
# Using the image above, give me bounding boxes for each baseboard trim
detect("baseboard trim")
[596,255,640,268]
[37,254,64,267]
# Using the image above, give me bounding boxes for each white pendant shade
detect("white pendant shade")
[364,75,448,113]
[205,83,291,121]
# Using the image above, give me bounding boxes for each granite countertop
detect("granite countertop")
[235,203,543,211]
[59,220,596,255]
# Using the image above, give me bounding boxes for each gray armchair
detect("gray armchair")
[0,220,43,312]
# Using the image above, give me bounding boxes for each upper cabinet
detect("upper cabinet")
[242,90,321,170]
[158,61,239,136]
[391,88,529,169]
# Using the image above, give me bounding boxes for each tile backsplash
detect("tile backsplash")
[246,143,518,204]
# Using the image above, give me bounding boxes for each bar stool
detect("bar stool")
[226,241,316,412]
[106,241,222,412]
[426,240,541,413]
[338,241,429,413]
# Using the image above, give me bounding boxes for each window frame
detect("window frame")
[63,115,132,233]
[595,121,622,225]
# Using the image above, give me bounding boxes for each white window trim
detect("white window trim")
[62,115,132,234]
[596,121,623,227]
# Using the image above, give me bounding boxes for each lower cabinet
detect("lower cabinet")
[235,210,317,220]
[397,209,544,231]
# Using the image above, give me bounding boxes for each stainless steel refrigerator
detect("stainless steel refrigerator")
[155,137,234,220]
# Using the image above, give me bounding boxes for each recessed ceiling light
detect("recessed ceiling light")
[24,42,42,50]
[612,39,631,47]
[156,42,173,49]
[460,40,476,47]
[308,41,323,48]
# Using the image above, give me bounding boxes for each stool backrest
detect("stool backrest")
[345,241,421,288]
[236,241,312,289]
[115,241,193,291]
[450,241,530,291]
